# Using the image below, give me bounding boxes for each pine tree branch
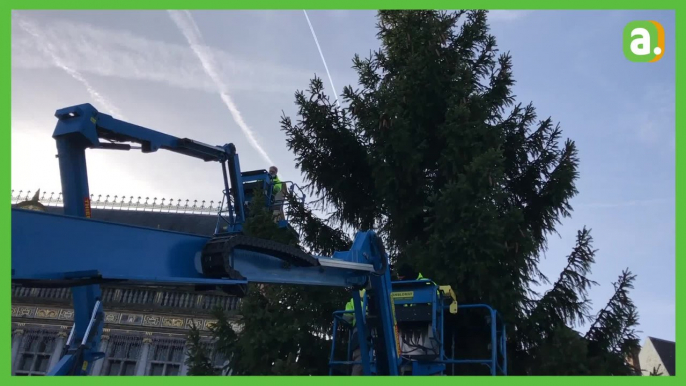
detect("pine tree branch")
[529,227,598,330]
[584,269,640,360]
[285,191,352,255]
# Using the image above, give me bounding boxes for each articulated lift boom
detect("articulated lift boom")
[11,104,400,376]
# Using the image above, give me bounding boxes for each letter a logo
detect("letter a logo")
[623,21,665,62]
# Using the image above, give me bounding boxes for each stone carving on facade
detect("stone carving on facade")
[12,304,223,331]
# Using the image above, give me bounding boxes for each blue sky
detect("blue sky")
[11,10,675,343]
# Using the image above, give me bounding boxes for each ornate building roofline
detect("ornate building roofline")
[12,189,224,216]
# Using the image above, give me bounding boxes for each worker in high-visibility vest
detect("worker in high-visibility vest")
[269,166,285,221]
[396,263,436,284]
[343,263,435,375]
[269,166,282,194]
[344,289,366,375]
[395,263,439,308]
[395,263,439,376]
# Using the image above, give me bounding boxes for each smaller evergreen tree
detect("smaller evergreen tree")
[185,322,215,376]
[186,187,350,375]
[584,269,641,375]
[649,364,664,376]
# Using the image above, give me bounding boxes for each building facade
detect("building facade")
[11,190,241,376]
[638,337,676,376]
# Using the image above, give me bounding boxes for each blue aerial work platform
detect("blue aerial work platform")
[11,103,507,376]
[328,278,508,375]
[11,103,400,376]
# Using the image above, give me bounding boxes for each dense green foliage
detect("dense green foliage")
[185,189,349,375]
[184,322,216,376]
[187,10,640,376]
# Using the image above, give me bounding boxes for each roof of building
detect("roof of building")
[647,337,675,375]
[40,206,219,236]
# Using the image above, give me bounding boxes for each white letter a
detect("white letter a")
[630,28,651,55]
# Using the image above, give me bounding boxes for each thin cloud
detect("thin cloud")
[168,9,273,166]
[488,10,531,22]
[576,198,672,209]
[12,12,125,119]
[303,10,340,107]
[636,83,675,150]
[11,16,312,98]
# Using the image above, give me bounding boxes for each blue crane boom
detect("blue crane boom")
[11,103,400,376]
[51,103,248,226]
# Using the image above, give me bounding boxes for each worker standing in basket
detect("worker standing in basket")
[395,263,438,375]
[269,166,285,221]
[396,263,430,283]
[343,263,435,375]
[344,289,367,375]
[396,263,438,297]
[343,264,430,375]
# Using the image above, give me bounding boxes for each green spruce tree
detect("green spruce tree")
[189,10,640,375]
[280,9,640,375]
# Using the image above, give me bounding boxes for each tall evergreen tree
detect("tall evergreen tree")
[189,10,640,376]
[280,9,640,375]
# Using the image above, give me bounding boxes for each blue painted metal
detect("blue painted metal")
[54,104,232,161]
[369,270,401,375]
[44,287,106,376]
[444,304,507,376]
[48,355,77,376]
[328,282,508,376]
[501,317,507,374]
[224,162,240,234]
[12,103,405,376]
[12,208,402,374]
[411,362,445,376]
[328,311,344,375]
[51,103,304,235]
[389,280,437,305]
[49,110,107,375]
[54,137,90,218]
[394,280,445,376]
[12,209,381,288]
[225,150,245,231]
[352,290,372,375]
[329,310,378,376]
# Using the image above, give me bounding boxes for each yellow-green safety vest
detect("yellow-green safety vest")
[345,289,366,327]
[272,176,282,194]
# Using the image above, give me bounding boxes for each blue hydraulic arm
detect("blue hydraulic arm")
[11,209,400,375]
[11,103,401,376]
[52,103,246,226]
[12,209,381,288]
[20,102,251,375]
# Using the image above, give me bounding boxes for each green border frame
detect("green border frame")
[3,2,680,382]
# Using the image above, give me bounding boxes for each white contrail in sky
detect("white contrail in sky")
[12,18,311,97]
[12,12,125,118]
[302,10,340,107]
[167,10,274,166]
